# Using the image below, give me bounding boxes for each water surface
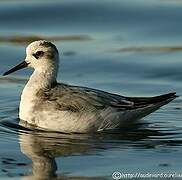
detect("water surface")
[0,0,182,179]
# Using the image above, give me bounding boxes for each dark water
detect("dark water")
[0,0,182,179]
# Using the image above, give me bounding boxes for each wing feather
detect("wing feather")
[44,83,134,112]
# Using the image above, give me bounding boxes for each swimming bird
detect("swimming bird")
[3,40,177,133]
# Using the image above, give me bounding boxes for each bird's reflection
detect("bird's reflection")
[18,120,179,180]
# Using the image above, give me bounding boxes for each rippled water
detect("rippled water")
[0,0,182,179]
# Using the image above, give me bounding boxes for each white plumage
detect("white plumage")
[3,40,177,133]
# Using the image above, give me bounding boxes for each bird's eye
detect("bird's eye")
[33,51,44,59]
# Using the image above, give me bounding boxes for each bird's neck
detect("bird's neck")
[19,65,58,121]
[24,67,58,94]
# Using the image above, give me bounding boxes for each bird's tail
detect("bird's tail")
[98,92,178,131]
[126,92,178,122]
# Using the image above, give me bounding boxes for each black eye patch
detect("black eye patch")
[33,51,44,59]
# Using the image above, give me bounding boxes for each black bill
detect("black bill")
[3,61,29,76]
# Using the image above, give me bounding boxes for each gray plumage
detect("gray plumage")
[3,40,178,133]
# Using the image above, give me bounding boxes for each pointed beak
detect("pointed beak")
[3,61,29,76]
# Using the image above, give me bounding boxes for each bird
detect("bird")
[3,40,177,133]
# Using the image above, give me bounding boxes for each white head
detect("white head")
[3,40,59,76]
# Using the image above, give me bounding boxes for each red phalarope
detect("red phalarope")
[3,40,177,133]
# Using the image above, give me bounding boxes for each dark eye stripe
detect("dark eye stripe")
[33,51,44,59]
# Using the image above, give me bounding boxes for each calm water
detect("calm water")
[0,0,182,179]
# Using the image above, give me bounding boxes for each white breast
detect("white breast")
[19,86,37,123]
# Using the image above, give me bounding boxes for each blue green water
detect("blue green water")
[0,0,182,179]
